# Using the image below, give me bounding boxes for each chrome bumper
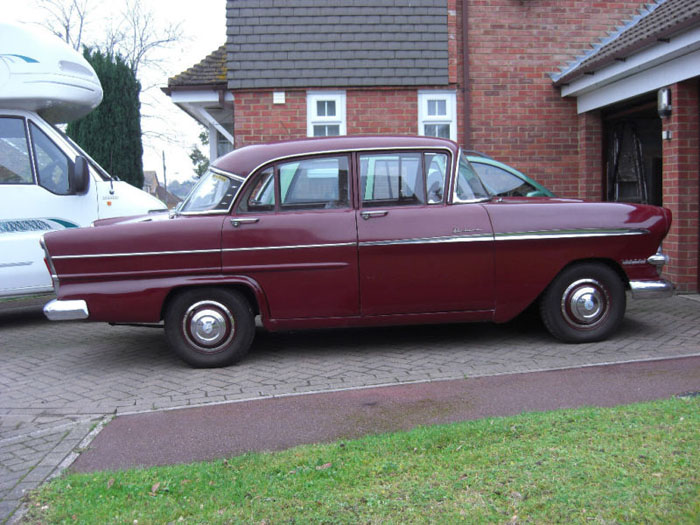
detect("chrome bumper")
[43,299,89,321]
[629,279,675,299]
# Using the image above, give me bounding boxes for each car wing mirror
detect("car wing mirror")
[70,155,90,195]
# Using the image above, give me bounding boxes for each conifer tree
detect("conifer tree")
[67,48,144,189]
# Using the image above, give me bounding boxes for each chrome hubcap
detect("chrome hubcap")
[183,301,235,353]
[561,279,608,327]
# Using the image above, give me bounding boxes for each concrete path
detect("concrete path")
[2,294,700,523]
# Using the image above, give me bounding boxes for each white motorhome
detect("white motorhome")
[0,22,167,299]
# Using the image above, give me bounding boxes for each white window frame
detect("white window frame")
[418,90,457,141]
[307,91,346,137]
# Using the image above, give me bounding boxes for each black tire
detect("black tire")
[164,288,255,368]
[540,263,626,343]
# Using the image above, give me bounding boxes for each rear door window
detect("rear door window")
[360,151,448,207]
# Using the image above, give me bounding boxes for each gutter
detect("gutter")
[462,0,470,148]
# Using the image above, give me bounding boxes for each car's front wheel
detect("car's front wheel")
[540,263,626,343]
[164,288,255,368]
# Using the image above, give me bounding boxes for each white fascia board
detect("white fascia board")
[574,48,700,113]
[169,90,234,105]
[560,26,700,113]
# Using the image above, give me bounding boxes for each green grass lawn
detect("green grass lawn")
[22,396,699,524]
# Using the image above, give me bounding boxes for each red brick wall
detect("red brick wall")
[662,79,700,292]
[577,111,603,200]
[346,90,418,135]
[465,0,648,197]
[233,91,307,147]
[234,89,424,146]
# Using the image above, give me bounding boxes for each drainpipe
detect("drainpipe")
[462,0,470,148]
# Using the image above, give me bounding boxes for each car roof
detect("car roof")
[212,135,459,178]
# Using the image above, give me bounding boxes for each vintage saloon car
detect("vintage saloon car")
[42,136,674,367]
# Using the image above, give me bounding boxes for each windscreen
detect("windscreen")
[179,169,243,213]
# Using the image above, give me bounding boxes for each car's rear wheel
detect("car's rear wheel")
[540,263,626,343]
[164,288,255,368]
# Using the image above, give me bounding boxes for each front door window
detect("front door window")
[29,122,71,195]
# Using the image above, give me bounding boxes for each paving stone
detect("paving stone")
[1,295,700,523]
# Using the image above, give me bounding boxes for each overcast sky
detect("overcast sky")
[5,0,227,184]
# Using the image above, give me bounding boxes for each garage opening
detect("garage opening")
[602,94,663,206]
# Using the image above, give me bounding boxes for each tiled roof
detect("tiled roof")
[553,0,700,85]
[225,0,449,90]
[167,45,227,89]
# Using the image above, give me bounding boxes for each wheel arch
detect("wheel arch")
[494,257,629,324]
[542,257,630,297]
[160,279,266,322]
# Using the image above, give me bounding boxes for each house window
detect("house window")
[307,91,346,137]
[418,91,457,141]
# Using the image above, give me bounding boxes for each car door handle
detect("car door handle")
[230,217,260,227]
[361,210,388,220]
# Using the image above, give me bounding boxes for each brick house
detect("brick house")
[142,171,182,209]
[163,0,699,292]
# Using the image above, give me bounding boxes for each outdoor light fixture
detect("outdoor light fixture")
[657,87,672,118]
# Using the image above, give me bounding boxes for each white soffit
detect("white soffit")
[169,90,234,105]
[169,90,235,144]
[561,25,700,114]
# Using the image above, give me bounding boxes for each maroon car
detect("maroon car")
[42,136,674,367]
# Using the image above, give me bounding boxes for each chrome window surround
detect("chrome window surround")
[185,146,455,217]
[451,150,492,204]
[177,167,246,216]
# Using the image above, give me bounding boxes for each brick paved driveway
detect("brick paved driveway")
[2,295,700,523]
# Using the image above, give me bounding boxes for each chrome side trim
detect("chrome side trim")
[51,248,221,260]
[47,228,650,260]
[51,242,357,259]
[360,233,493,248]
[43,299,89,321]
[224,242,355,253]
[494,228,648,241]
[359,228,648,249]
[629,279,675,299]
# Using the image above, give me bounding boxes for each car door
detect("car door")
[221,154,359,320]
[356,150,495,316]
